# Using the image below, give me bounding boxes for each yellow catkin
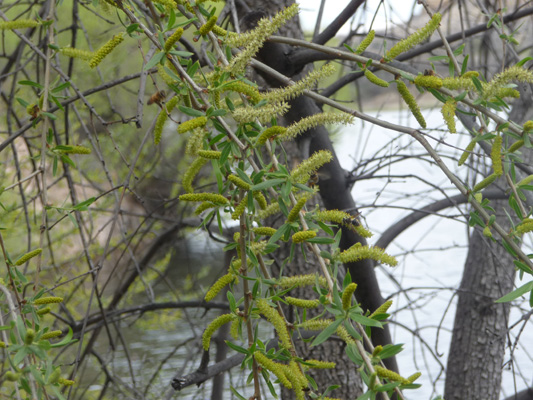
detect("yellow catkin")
[524,121,533,132]
[89,33,124,68]
[473,173,498,192]
[303,360,336,369]
[179,193,228,204]
[37,307,51,315]
[441,99,457,133]
[58,377,75,386]
[279,274,327,289]
[491,136,503,176]
[458,139,476,166]
[396,80,426,128]
[515,219,533,235]
[287,196,307,222]
[372,345,383,357]
[59,47,94,61]
[253,192,267,209]
[0,19,40,30]
[414,75,443,89]
[195,201,215,215]
[339,244,397,266]
[0,341,6,348]
[199,15,218,36]
[356,30,375,53]
[221,81,262,104]
[14,248,42,266]
[483,226,493,238]
[292,230,317,243]
[369,300,393,318]
[5,371,20,382]
[407,372,422,383]
[164,28,184,52]
[517,175,533,186]
[253,351,292,388]
[284,296,320,309]
[228,174,251,190]
[342,283,358,310]
[364,69,389,87]
[24,329,35,345]
[182,157,207,193]
[385,13,441,60]
[291,150,333,183]
[204,273,238,302]
[256,126,287,146]
[231,196,247,220]
[253,227,277,236]
[257,299,292,350]
[202,314,236,350]
[197,150,221,159]
[375,366,409,384]
[56,145,91,154]
[178,116,207,134]
[40,330,62,340]
[33,296,63,305]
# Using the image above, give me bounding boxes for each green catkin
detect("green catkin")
[228,174,251,190]
[256,126,287,146]
[0,19,40,30]
[474,193,483,203]
[462,71,480,79]
[157,63,177,86]
[24,329,35,345]
[304,360,336,369]
[284,296,320,309]
[59,47,94,61]
[483,66,533,100]
[179,193,228,204]
[182,157,207,193]
[164,28,184,52]
[458,139,477,166]
[282,113,354,141]
[202,314,236,350]
[342,283,358,310]
[375,366,409,384]
[356,30,375,53]
[315,209,373,238]
[14,248,42,266]
[253,192,267,209]
[292,230,317,243]
[195,201,215,215]
[58,378,75,386]
[0,341,6,348]
[291,150,333,183]
[197,150,221,159]
[442,99,457,133]
[339,244,397,266]
[336,324,355,344]
[508,140,524,153]
[230,317,240,340]
[473,173,498,192]
[396,80,426,128]
[287,196,308,222]
[491,136,503,176]
[153,0,177,9]
[185,128,206,156]
[279,274,327,289]
[515,219,533,235]
[517,175,533,186]
[40,330,62,340]
[442,76,475,91]
[369,300,393,318]
[199,15,218,36]
[298,318,333,331]
[231,197,247,220]
[364,69,389,87]
[33,296,63,305]
[167,97,188,128]
[483,226,493,238]
[178,116,207,134]
[372,345,383,357]
[89,33,124,68]
[414,75,443,89]
[205,273,238,302]
[252,227,277,236]
[5,371,20,382]
[212,24,229,37]
[253,351,292,389]
[233,102,290,124]
[56,145,92,154]
[385,13,441,60]
[257,299,292,350]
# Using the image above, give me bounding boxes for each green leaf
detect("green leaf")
[178,105,205,117]
[166,9,176,31]
[16,97,29,107]
[51,82,71,93]
[41,112,57,120]
[350,312,383,328]
[18,80,43,89]
[225,341,249,355]
[306,237,336,244]
[73,197,96,211]
[169,50,194,58]
[144,51,165,71]
[495,281,533,303]
[378,343,404,360]
[346,342,364,365]
[250,178,285,191]
[311,318,343,347]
